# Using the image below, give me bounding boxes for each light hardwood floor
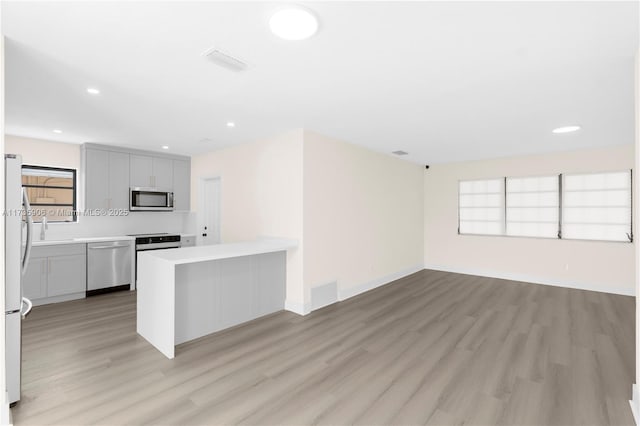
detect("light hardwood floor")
[11,269,636,425]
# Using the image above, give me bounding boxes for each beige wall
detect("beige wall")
[634,50,639,414]
[190,129,305,307]
[424,144,635,295]
[303,131,425,303]
[5,134,80,170]
[191,129,425,313]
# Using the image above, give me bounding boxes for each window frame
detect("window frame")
[560,169,633,243]
[457,177,506,237]
[22,164,78,223]
[505,174,561,239]
[457,169,633,243]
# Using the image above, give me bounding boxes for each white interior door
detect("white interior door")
[199,178,221,246]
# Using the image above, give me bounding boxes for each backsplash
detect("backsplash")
[38,211,197,240]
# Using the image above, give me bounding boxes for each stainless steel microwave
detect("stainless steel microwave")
[130,188,174,211]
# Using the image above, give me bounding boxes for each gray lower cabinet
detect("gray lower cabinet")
[174,251,285,345]
[23,244,87,306]
[180,235,196,247]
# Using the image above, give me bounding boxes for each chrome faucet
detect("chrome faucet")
[40,216,48,240]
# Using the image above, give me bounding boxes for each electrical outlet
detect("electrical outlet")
[565,263,570,271]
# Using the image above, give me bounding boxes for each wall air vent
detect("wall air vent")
[202,47,248,72]
[392,150,409,156]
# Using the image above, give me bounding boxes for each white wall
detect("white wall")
[633,49,639,422]
[5,135,191,240]
[303,131,425,307]
[424,144,635,295]
[0,33,9,426]
[5,135,80,170]
[190,129,305,310]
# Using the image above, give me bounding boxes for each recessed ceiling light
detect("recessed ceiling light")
[52,129,63,134]
[86,87,100,95]
[392,150,408,156]
[161,145,169,150]
[552,125,581,134]
[226,121,235,128]
[269,7,319,40]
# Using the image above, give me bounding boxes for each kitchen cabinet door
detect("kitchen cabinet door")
[153,157,173,189]
[22,257,47,301]
[173,160,190,211]
[47,254,87,297]
[216,256,254,330]
[85,149,109,209]
[108,151,130,209]
[130,155,153,188]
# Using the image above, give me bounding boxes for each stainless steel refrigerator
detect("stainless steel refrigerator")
[5,154,33,405]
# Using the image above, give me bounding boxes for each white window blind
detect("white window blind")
[506,175,559,238]
[562,170,632,242]
[458,179,504,235]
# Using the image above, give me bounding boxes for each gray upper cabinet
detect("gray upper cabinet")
[130,155,173,189]
[85,148,130,210]
[85,149,109,209]
[130,155,154,188]
[153,157,173,189]
[83,143,189,210]
[173,160,191,211]
[109,151,130,209]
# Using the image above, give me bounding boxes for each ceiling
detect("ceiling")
[3,1,638,164]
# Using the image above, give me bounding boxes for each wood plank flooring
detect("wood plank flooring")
[11,269,636,425]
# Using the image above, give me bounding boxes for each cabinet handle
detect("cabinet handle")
[48,258,51,275]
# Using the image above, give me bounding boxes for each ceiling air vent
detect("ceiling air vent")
[202,47,248,72]
[392,150,408,156]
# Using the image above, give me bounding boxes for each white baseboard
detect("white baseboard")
[310,281,338,311]
[284,299,310,316]
[338,264,425,301]
[631,384,639,425]
[424,264,635,296]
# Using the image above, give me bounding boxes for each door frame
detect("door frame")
[197,176,221,246]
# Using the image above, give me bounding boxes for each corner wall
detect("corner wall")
[190,129,305,310]
[424,144,635,296]
[303,130,425,309]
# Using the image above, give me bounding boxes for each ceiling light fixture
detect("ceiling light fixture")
[86,87,100,95]
[161,145,169,150]
[552,125,581,134]
[52,129,63,134]
[269,7,319,40]
[227,122,235,128]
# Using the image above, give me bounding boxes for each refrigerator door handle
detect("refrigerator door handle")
[21,297,33,319]
[21,187,33,277]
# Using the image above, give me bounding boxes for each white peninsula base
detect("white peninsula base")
[136,238,297,359]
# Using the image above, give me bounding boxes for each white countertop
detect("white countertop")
[33,236,135,247]
[138,238,298,265]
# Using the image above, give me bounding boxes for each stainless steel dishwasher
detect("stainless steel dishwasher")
[87,241,132,296]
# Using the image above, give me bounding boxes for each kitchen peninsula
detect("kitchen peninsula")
[136,238,297,358]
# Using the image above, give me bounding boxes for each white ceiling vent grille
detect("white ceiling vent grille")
[392,150,408,156]
[202,47,248,72]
